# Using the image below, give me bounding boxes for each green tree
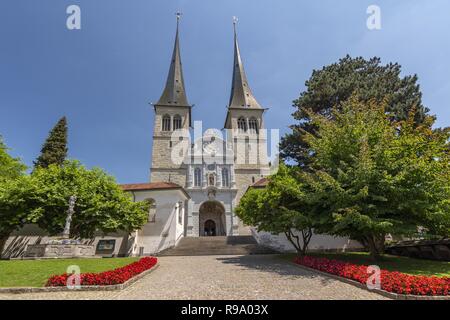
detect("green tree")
[27,160,150,239]
[34,117,68,169]
[0,137,26,182]
[0,137,28,257]
[281,55,431,166]
[302,97,450,260]
[236,165,313,256]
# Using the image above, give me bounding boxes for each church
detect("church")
[122,16,272,255]
[118,17,360,256]
[2,17,361,259]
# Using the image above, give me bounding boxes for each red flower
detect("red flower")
[46,257,158,287]
[293,256,449,296]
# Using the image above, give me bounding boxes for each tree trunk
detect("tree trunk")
[285,228,312,257]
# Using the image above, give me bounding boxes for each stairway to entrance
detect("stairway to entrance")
[157,236,278,256]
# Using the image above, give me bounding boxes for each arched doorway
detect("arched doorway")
[199,201,226,237]
[204,220,216,236]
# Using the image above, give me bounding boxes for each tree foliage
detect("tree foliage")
[34,117,68,169]
[0,137,28,256]
[236,165,313,255]
[281,55,431,166]
[302,97,450,259]
[26,161,150,238]
[0,137,26,182]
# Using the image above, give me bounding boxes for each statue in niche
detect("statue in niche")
[208,174,215,186]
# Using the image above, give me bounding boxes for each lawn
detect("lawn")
[0,257,139,288]
[284,252,450,278]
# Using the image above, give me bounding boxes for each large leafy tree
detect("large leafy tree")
[26,161,150,239]
[281,55,431,166]
[236,165,313,256]
[0,137,26,182]
[302,97,450,259]
[34,117,68,169]
[0,137,28,257]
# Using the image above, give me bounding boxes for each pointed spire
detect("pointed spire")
[156,12,190,107]
[228,17,262,109]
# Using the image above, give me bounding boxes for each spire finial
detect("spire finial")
[176,11,182,28]
[232,16,238,33]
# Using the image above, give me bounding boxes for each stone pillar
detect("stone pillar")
[202,164,207,188]
[230,164,236,187]
[187,165,193,187]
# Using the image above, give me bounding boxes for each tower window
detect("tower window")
[162,115,171,131]
[222,168,230,187]
[173,115,182,130]
[194,167,202,187]
[249,118,258,134]
[238,117,247,133]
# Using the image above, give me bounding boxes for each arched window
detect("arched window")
[173,115,182,130]
[238,117,247,133]
[162,115,171,131]
[144,198,157,223]
[222,168,230,187]
[194,167,202,187]
[249,118,258,134]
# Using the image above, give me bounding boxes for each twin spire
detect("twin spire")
[156,14,262,109]
[156,13,190,107]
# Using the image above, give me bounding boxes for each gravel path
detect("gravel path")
[0,255,387,300]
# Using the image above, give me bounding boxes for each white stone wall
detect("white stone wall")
[251,228,364,253]
[132,188,189,255]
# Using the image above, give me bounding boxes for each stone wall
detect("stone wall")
[2,225,131,259]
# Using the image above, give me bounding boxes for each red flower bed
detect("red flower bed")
[46,257,158,287]
[294,256,450,296]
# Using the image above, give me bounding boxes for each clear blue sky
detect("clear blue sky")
[1,0,449,183]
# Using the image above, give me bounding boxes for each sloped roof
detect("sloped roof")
[251,177,269,188]
[121,182,190,199]
[121,182,181,191]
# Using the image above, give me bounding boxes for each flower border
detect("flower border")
[294,256,449,296]
[46,257,158,287]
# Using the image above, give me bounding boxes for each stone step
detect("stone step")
[157,236,277,256]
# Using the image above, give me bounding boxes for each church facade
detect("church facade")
[147,18,269,240]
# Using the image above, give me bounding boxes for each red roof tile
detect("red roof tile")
[121,182,182,191]
[252,177,269,188]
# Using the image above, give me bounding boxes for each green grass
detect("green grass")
[283,252,450,278]
[0,257,139,288]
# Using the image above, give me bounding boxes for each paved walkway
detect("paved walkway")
[0,255,386,300]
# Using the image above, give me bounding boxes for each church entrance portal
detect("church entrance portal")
[199,201,226,237]
[204,220,216,236]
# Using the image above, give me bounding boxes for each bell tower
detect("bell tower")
[224,17,269,202]
[150,13,191,186]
